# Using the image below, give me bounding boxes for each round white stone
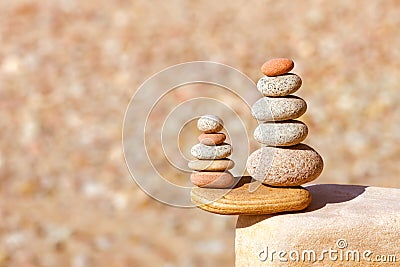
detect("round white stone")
[197,115,224,133]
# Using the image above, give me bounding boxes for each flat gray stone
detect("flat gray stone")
[191,143,232,160]
[251,96,307,122]
[257,74,302,96]
[236,184,400,266]
[253,121,308,146]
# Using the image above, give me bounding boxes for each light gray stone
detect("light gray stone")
[257,74,302,96]
[236,184,400,266]
[251,96,307,122]
[253,121,308,146]
[197,115,224,133]
[190,143,232,160]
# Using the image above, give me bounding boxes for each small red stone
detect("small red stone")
[261,58,294,76]
[198,133,226,146]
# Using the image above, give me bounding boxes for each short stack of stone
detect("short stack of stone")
[247,58,323,187]
[189,115,235,188]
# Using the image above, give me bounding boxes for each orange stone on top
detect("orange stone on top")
[261,58,294,76]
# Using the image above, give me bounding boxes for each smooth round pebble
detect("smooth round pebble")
[191,143,232,160]
[261,58,294,76]
[190,171,235,188]
[251,96,307,122]
[254,120,308,146]
[246,144,323,186]
[257,74,302,96]
[188,159,235,171]
[197,115,224,133]
[198,133,226,146]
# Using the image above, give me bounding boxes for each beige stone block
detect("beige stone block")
[235,184,400,266]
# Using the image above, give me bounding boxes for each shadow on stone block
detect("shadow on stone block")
[305,184,367,212]
[237,184,367,228]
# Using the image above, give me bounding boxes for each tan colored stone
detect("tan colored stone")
[191,176,311,215]
[246,144,323,186]
[261,58,294,76]
[198,132,226,145]
[188,159,234,171]
[235,184,400,266]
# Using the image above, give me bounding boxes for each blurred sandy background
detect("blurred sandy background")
[1,0,400,266]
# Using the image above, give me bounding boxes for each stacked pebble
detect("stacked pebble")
[189,115,235,188]
[247,58,324,186]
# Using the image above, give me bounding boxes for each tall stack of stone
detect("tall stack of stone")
[189,115,235,188]
[247,58,323,186]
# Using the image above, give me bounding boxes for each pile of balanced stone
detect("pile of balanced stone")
[247,58,323,187]
[190,58,324,215]
[189,115,236,188]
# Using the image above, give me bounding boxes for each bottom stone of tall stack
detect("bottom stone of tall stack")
[235,184,400,266]
[191,176,312,215]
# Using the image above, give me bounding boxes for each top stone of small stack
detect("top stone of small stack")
[261,58,294,76]
[197,115,224,133]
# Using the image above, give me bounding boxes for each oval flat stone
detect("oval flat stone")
[251,96,307,122]
[188,159,235,171]
[190,171,235,188]
[198,133,226,146]
[246,144,323,186]
[191,176,311,215]
[261,58,294,76]
[253,120,308,146]
[191,143,232,160]
[257,74,302,96]
[197,115,224,133]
